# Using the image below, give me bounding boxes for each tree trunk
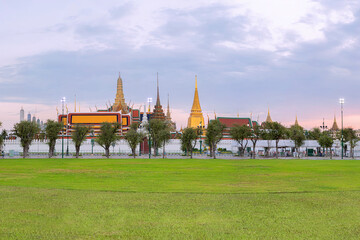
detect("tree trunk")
[49,142,54,158]
[330,148,332,159]
[105,148,110,158]
[23,145,29,158]
[163,142,165,159]
[76,146,80,158]
[276,141,279,159]
[252,141,257,159]
[190,148,193,159]
[297,147,300,159]
[132,147,136,158]
[209,145,213,158]
[213,144,216,159]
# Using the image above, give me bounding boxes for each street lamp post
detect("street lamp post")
[90,131,94,155]
[339,98,345,159]
[66,116,69,156]
[61,97,66,159]
[147,97,152,159]
[198,122,203,154]
[320,118,327,156]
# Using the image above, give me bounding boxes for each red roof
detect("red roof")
[217,117,252,128]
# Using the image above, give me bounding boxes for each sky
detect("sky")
[1,0,360,130]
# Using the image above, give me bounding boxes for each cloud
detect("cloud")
[1,0,360,129]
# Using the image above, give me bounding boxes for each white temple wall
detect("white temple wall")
[2,139,360,157]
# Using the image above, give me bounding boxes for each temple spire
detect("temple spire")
[112,73,128,113]
[151,73,165,120]
[331,114,339,131]
[156,72,160,106]
[166,93,171,120]
[295,115,299,126]
[187,75,204,128]
[266,107,273,123]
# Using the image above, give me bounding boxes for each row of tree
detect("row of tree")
[180,120,359,159]
[0,119,172,159]
[0,119,358,159]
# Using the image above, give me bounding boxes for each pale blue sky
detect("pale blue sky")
[1,0,360,129]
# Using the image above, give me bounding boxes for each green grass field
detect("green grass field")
[1,158,360,239]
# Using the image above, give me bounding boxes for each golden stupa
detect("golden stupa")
[112,74,128,113]
[187,75,205,128]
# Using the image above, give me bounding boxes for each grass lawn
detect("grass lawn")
[0,158,360,239]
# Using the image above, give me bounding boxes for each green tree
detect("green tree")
[96,122,121,158]
[263,122,287,158]
[148,119,170,156]
[180,127,198,158]
[1,129,8,140]
[159,128,171,158]
[230,124,251,157]
[13,121,40,158]
[71,124,90,158]
[205,120,226,159]
[44,120,63,158]
[124,123,144,158]
[0,122,3,154]
[249,125,262,159]
[288,125,305,158]
[318,131,334,159]
[307,128,321,140]
[342,128,359,158]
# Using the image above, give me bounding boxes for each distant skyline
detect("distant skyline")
[1,0,360,130]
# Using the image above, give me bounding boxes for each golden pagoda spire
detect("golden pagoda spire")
[295,115,299,126]
[187,75,204,128]
[166,93,171,120]
[331,114,339,131]
[112,73,128,113]
[266,107,273,123]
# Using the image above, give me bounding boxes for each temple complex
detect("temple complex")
[187,75,205,129]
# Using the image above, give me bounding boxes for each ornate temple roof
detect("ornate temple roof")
[265,107,273,123]
[217,117,252,128]
[151,74,165,120]
[331,115,339,131]
[112,74,128,113]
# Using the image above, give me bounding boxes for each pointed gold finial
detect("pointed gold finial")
[195,75,197,89]
[295,115,299,126]
[331,114,339,131]
[266,106,273,123]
